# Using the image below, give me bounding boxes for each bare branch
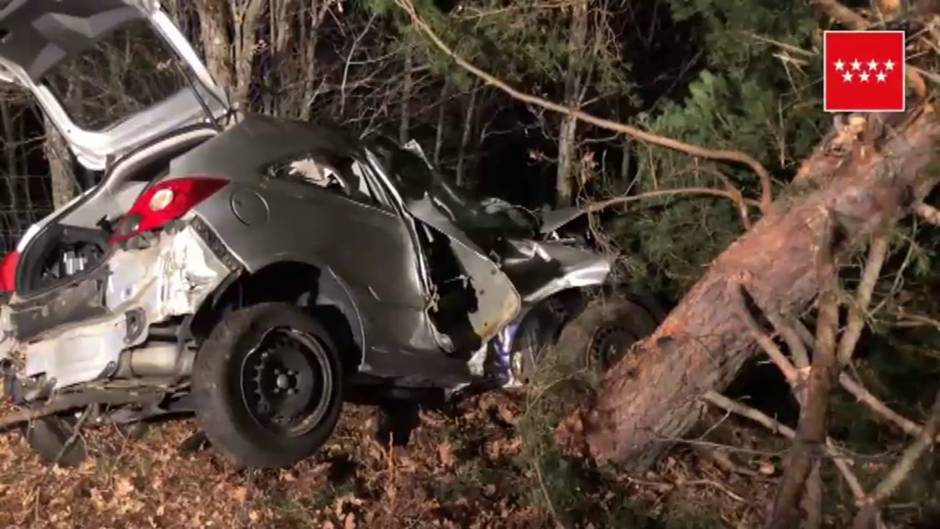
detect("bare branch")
[396,0,775,213]
[851,391,940,529]
[764,311,810,369]
[730,283,800,387]
[839,374,922,437]
[588,187,760,217]
[767,219,842,529]
[803,462,822,529]
[838,232,891,365]
[701,391,866,499]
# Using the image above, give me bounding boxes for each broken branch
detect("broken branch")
[587,187,760,219]
[851,390,940,529]
[764,311,811,369]
[837,232,891,365]
[396,0,775,212]
[701,390,866,499]
[839,373,940,441]
[766,220,842,529]
[730,283,800,387]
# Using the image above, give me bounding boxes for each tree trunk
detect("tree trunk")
[195,1,234,94]
[555,0,588,208]
[557,106,940,469]
[399,43,414,145]
[456,86,477,186]
[44,117,75,210]
[1,99,18,223]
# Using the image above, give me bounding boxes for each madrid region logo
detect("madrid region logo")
[823,31,906,112]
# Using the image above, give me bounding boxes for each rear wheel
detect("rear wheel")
[193,303,343,468]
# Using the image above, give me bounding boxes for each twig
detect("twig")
[764,311,811,369]
[52,406,91,465]
[730,282,800,387]
[837,232,891,365]
[701,391,866,500]
[851,390,940,529]
[587,187,760,214]
[838,373,937,440]
[395,0,775,213]
[534,459,567,529]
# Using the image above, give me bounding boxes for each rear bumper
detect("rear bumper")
[0,221,234,391]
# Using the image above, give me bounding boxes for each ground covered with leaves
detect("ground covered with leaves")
[0,388,798,529]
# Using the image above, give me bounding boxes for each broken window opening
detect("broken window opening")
[267,153,382,208]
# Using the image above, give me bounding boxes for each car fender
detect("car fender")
[229,254,367,365]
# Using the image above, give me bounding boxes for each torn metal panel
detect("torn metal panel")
[16,224,231,391]
[500,239,613,303]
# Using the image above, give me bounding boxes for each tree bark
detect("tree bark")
[43,117,75,209]
[456,85,477,186]
[555,0,588,207]
[557,104,940,469]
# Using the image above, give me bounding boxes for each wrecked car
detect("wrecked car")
[0,0,662,468]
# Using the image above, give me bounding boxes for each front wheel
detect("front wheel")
[554,295,659,372]
[193,303,343,468]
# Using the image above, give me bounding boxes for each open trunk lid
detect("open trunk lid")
[0,0,230,170]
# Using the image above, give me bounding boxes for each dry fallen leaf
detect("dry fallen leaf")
[438,442,455,468]
[229,485,248,502]
[115,477,135,498]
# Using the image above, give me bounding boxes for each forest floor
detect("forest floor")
[0,386,919,529]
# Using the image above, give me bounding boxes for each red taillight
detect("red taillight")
[112,177,228,243]
[0,250,20,293]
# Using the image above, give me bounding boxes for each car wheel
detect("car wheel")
[24,414,86,468]
[193,303,343,468]
[554,295,659,372]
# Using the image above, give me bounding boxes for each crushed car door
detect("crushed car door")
[372,142,522,347]
[0,0,230,170]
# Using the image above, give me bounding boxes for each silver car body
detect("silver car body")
[0,1,613,398]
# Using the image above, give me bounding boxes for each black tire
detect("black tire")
[554,295,659,372]
[24,415,86,468]
[193,303,343,468]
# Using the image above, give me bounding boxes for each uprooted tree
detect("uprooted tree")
[398,0,940,526]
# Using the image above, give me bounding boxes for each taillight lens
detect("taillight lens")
[0,250,20,293]
[112,176,228,243]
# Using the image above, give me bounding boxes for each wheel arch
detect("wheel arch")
[191,260,366,372]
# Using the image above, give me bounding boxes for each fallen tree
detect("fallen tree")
[400,0,940,467]
[555,102,940,468]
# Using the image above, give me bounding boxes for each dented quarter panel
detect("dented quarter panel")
[170,116,449,369]
[17,224,231,390]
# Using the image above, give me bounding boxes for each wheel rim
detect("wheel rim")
[239,328,333,437]
[586,320,636,370]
